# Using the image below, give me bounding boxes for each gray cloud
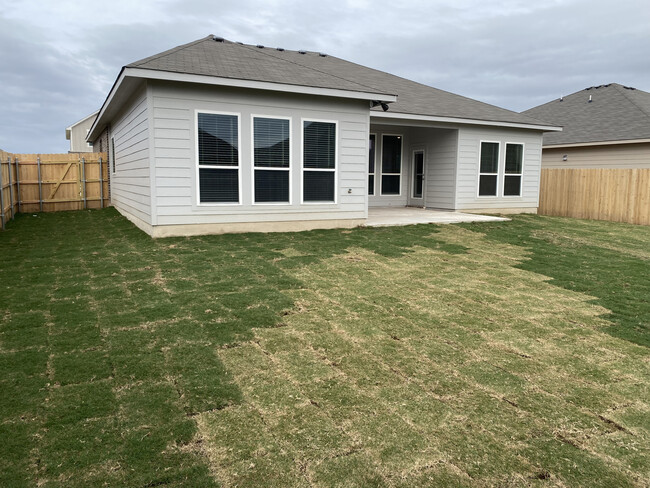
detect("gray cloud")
[0,0,648,153]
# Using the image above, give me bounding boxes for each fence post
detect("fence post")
[7,156,14,219]
[98,157,104,209]
[15,157,21,214]
[37,156,43,212]
[0,157,5,230]
[81,156,87,209]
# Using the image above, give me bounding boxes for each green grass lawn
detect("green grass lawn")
[0,209,648,487]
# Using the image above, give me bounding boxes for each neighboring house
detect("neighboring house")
[87,35,559,237]
[66,110,99,153]
[523,84,650,169]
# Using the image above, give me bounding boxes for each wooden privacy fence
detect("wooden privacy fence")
[539,168,650,225]
[0,151,108,229]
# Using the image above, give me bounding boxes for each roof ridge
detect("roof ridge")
[236,43,390,95]
[128,35,214,68]
[612,83,650,119]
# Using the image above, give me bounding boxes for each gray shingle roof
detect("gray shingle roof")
[127,35,548,127]
[522,83,650,146]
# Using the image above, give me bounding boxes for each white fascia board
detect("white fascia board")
[371,111,562,132]
[87,70,127,141]
[87,67,397,142]
[126,67,398,102]
[544,138,650,149]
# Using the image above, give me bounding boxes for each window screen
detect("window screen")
[303,121,336,202]
[254,117,290,203]
[381,135,402,195]
[368,134,376,195]
[504,143,523,196]
[478,142,499,196]
[197,113,239,203]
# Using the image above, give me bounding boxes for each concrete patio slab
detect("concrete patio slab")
[365,207,509,227]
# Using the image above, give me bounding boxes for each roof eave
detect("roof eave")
[127,67,397,101]
[543,138,650,149]
[88,67,398,143]
[371,111,562,132]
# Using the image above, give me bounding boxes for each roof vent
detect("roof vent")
[298,50,306,54]
[560,96,563,101]
[236,42,243,45]
[213,36,225,42]
[276,47,285,51]
[256,44,264,48]
[319,52,327,57]
[588,95,593,102]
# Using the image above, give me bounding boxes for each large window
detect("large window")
[254,117,290,203]
[368,134,376,195]
[478,142,499,196]
[381,135,402,195]
[504,143,523,196]
[197,112,239,203]
[303,120,336,202]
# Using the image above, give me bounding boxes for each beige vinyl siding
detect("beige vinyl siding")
[455,126,543,210]
[150,81,369,226]
[110,86,151,223]
[68,116,96,153]
[542,142,650,169]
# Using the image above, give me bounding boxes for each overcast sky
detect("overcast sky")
[0,0,648,153]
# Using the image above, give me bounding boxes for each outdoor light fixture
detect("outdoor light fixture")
[563,154,568,161]
[370,101,390,111]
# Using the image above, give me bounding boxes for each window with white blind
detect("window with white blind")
[381,134,402,195]
[253,117,290,203]
[197,112,240,204]
[504,143,523,196]
[303,120,336,203]
[478,141,499,197]
[368,134,376,195]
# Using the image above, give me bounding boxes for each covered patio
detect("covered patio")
[366,207,509,227]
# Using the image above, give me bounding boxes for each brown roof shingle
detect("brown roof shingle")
[127,35,549,127]
[523,83,650,145]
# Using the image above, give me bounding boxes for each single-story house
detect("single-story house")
[66,110,99,153]
[523,83,650,169]
[87,35,559,237]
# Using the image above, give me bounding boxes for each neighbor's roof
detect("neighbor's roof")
[523,83,650,146]
[126,35,551,128]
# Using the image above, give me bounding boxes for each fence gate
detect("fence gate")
[0,152,108,227]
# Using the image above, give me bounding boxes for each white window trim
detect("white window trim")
[477,140,500,198]
[300,118,338,205]
[195,109,242,206]
[411,149,425,199]
[368,133,376,196]
[502,142,525,198]
[251,114,292,206]
[380,133,403,196]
